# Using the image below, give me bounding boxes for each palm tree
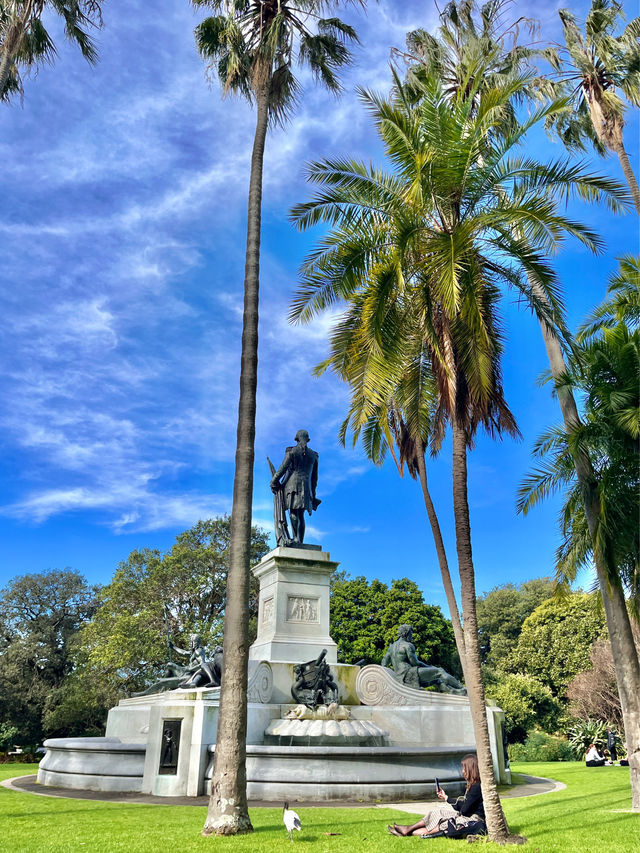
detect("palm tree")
[191,0,362,836]
[317,291,468,662]
[518,261,640,805]
[290,68,623,841]
[400,0,640,808]
[518,258,639,619]
[578,254,640,340]
[0,0,103,102]
[396,0,553,127]
[549,0,640,215]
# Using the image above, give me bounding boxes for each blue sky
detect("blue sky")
[0,0,637,615]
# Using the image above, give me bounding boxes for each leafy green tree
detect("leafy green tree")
[329,576,460,677]
[485,672,563,744]
[549,0,640,215]
[0,570,99,745]
[399,0,553,130]
[476,578,554,668]
[289,47,621,841]
[405,0,640,802]
[511,594,607,697]
[80,517,269,695]
[0,0,104,103]
[520,322,639,601]
[191,0,362,835]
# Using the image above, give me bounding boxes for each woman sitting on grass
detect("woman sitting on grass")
[585,744,606,767]
[388,754,484,837]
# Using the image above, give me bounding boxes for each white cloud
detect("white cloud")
[1,474,232,534]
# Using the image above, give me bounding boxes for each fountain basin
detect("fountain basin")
[37,737,146,792]
[205,743,471,801]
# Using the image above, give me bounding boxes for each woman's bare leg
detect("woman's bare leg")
[392,820,426,836]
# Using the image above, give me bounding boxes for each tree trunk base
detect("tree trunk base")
[202,817,253,837]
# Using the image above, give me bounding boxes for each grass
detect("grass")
[1,762,637,852]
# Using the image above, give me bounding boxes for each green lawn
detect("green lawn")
[1,762,637,852]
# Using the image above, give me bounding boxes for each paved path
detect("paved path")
[2,773,564,809]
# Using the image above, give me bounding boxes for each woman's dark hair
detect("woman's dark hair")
[461,754,481,789]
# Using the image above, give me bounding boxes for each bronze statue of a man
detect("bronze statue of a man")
[270,429,320,545]
[382,624,466,695]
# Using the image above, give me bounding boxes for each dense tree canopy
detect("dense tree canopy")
[329,575,461,679]
[0,570,99,745]
[511,593,607,696]
[80,517,270,694]
[476,578,555,668]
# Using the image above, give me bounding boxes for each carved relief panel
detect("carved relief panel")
[261,597,274,625]
[286,595,319,623]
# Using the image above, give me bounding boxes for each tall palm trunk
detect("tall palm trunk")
[451,422,512,843]
[535,304,640,810]
[613,141,640,219]
[587,94,640,218]
[415,450,466,665]
[202,82,270,837]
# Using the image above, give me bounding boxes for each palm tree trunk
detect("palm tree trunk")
[587,94,640,219]
[0,23,24,96]
[202,82,270,837]
[0,0,40,98]
[451,422,513,843]
[534,305,640,810]
[614,141,640,219]
[415,449,466,666]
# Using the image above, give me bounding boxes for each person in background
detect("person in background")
[606,728,618,763]
[585,743,606,767]
[388,754,484,837]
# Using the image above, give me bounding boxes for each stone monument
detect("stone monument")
[38,431,510,800]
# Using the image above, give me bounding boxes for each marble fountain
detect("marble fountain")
[38,545,509,800]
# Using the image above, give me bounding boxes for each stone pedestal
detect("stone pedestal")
[249,545,338,663]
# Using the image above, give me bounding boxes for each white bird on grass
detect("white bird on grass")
[283,802,302,841]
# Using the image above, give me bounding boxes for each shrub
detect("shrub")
[567,718,610,759]
[509,731,574,762]
[486,672,562,743]
[0,723,19,753]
